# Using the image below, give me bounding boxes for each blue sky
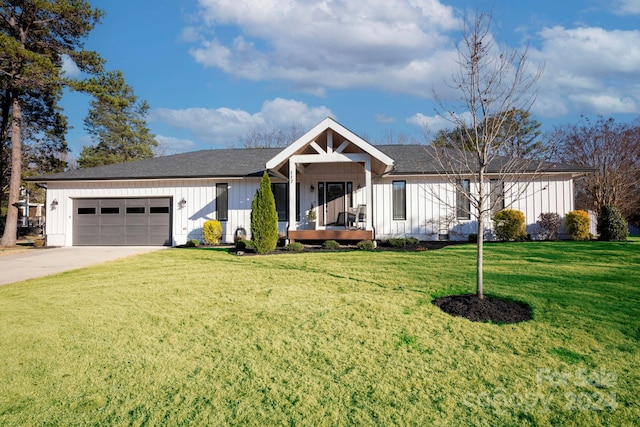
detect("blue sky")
[60,0,640,156]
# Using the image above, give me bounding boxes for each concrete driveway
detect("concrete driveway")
[0,246,165,286]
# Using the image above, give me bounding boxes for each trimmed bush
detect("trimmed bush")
[565,210,590,241]
[322,240,340,250]
[203,220,223,245]
[388,237,420,247]
[185,239,200,247]
[597,205,628,241]
[285,242,305,252]
[357,240,375,251]
[235,239,253,251]
[388,238,408,248]
[250,172,279,254]
[492,209,527,241]
[536,212,562,240]
[468,233,478,243]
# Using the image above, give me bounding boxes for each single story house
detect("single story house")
[29,118,590,246]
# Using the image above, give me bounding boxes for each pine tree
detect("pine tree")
[78,70,157,168]
[250,172,279,254]
[1,1,104,247]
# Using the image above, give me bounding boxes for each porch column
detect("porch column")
[288,160,297,233]
[365,159,372,230]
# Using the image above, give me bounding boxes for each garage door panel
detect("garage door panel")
[73,198,172,246]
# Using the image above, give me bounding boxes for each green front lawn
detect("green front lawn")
[1,240,638,426]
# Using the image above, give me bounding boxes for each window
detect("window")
[126,207,145,214]
[296,182,301,221]
[490,179,504,215]
[77,207,96,215]
[150,206,169,214]
[216,183,228,221]
[392,181,406,220]
[271,183,288,221]
[456,179,471,220]
[347,182,353,208]
[101,207,119,214]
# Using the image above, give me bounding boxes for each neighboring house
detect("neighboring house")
[28,118,590,246]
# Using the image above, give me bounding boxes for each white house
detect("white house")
[29,118,590,246]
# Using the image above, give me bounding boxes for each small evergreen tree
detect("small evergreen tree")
[203,220,223,245]
[492,209,527,241]
[597,205,628,241]
[250,172,279,254]
[565,210,591,240]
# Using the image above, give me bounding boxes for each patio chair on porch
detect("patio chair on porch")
[346,204,366,229]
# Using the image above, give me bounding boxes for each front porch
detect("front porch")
[288,229,373,242]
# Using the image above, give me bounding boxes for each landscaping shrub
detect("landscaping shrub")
[235,239,253,251]
[356,240,375,251]
[468,233,478,243]
[536,212,561,240]
[388,237,420,247]
[388,238,408,247]
[185,239,200,247]
[285,242,305,252]
[250,172,279,254]
[202,220,223,245]
[322,240,340,250]
[565,210,590,240]
[597,204,628,241]
[492,209,527,241]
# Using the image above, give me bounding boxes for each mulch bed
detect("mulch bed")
[432,294,532,323]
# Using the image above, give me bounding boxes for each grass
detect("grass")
[0,239,639,426]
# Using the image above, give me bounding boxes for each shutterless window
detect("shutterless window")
[150,206,169,214]
[216,183,228,221]
[490,179,504,215]
[392,181,406,220]
[101,207,119,214]
[77,207,96,215]
[126,207,145,214]
[272,183,288,221]
[456,179,471,220]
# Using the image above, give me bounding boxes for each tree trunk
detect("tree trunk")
[476,209,484,299]
[1,98,22,247]
[477,167,486,299]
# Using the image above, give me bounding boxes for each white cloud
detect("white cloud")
[375,114,396,124]
[61,54,81,77]
[151,98,334,146]
[189,0,460,95]
[613,0,640,14]
[530,26,640,116]
[154,135,197,155]
[406,111,475,135]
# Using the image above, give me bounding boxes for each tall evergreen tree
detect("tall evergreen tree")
[77,70,157,168]
[250,171,279,254]
[0,0,104,247]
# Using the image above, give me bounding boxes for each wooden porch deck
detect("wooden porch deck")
[288,229,373,242]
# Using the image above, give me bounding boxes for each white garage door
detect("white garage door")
[73,198,172,246]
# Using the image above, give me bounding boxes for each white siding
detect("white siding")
[45,178,260,246]
[44,171,577,246]
[372,173,576,241]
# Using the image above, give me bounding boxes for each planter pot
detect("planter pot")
[308,222,316,230]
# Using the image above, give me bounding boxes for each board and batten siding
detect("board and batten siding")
[45,178,261,246]
[372,173,575,241]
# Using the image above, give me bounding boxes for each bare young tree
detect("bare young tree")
[429,12,543,299]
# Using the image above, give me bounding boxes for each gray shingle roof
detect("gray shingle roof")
[28,145,591,183]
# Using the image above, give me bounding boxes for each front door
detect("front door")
[324,182,346,226]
